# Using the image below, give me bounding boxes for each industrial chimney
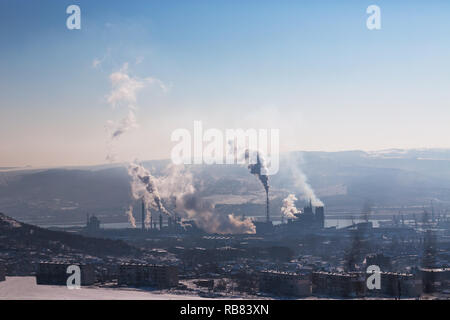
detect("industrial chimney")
[315,206,325,229]
[266,191,270,223]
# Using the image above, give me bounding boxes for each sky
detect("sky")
[1,0,450,167]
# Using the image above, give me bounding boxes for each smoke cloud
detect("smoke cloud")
[111,110,138,139]
[128,162,169,221]
[105,63,167,162]
[155,163,256,234]
[124,157,256,234]
[245,149,269,193]
[286,153,323,207]
[101,61,254,233]
[226,141,270,195]
[101,62,167,224]
[281,194,299,219]
[178,193,255,234]
[125,205,136,228]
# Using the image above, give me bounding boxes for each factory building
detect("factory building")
[0,264,5,282]
[347,271,421,298]
[278,201,325,234]
[296,201,325,229]
[85,214,101,234]
[314,206,325,229]
[118,264,179,288]
[36,262,96,286]
[312,271,366,298]
[421,267,450,293]
[377,272,421,298]
[256,200,325,235]
[259,271,311,297]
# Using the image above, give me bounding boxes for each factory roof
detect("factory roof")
[119,263,174,267]
[39,261,89,266]
[260,270,306,277]
[420,267,450,273]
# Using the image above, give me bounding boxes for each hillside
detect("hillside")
[0,212,141,275]
[1,149,450,224]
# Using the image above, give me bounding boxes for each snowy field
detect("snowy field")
[0,277,206,300]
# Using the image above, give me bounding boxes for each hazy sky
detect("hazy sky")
[1,0,450,167]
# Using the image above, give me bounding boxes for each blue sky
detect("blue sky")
[1,0,450,166]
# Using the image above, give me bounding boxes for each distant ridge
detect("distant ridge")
[0,212,141,260]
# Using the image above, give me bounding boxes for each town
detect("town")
[1,196,448,299]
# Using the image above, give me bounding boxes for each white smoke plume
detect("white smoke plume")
[245,149,269,193]
[101,62,167,225]
[287,153,324,207]
[178,193,256,234]
[281,194,299,219]
[107,64,144,107]
[105,63,143,146]
[154,163,255,234]
[227,139,270,195]
[105,62,146,221]
[125,205,136,228]
[127,161,169,225]
[155,164,195,200]
[124,161,256,233]
[110,110,138,139]
[105,63,167,162]
[144,205,151,229]
[106,63,168,107]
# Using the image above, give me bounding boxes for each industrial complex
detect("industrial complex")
[1,188,449,299]
[37,196,446,299]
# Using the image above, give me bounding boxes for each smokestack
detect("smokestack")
[245,150,270,223]
[159,213,163,230]
[141,199,145,231]
[315,206,325,229]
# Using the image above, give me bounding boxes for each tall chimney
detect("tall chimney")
[315,206,325,229]
[159,213,163,230]
[141,199,145,231]
[266,190,270,223]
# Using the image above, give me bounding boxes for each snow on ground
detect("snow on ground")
[0,277,431,300]
[0,277,206,300]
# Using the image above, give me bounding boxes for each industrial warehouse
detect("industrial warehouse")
[118,263,179,288]
[34,262,179,289]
